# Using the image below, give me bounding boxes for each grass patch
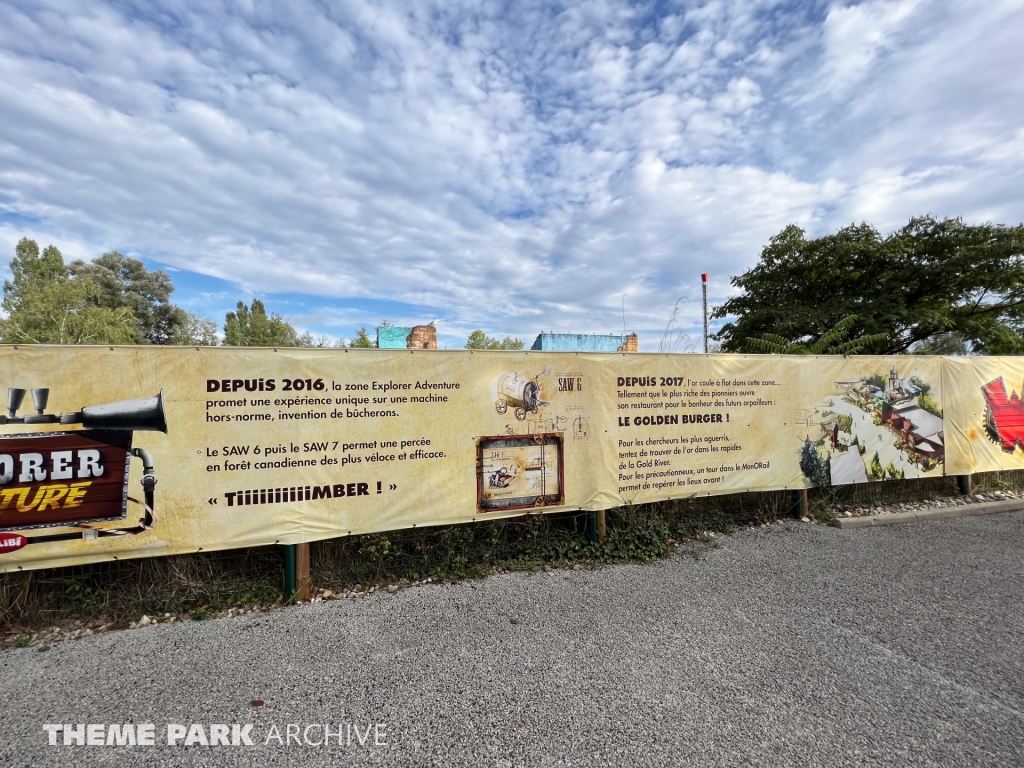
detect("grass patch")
[311,490,796,591]
[0,548,282,642]
[3,471,1021,645]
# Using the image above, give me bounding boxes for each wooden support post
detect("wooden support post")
[596,509,607,544]
[295,542,311,601]
[800,488,809,519]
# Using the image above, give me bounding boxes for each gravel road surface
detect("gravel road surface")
[2,512,1023,767]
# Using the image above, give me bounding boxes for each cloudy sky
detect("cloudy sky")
[1,0,1022,349]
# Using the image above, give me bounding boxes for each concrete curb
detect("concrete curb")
[832,498,1024,529]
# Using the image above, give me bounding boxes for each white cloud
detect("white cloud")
[0,0,1021,347]
[818,0,922,96]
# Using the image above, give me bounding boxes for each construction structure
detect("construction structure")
[531,333,638,353]
[376,324,438,349]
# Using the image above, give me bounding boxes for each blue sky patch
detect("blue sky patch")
[0,0,1021,351]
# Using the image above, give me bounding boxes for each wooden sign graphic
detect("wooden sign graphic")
[0,430,132,532]
[477,434,564,511]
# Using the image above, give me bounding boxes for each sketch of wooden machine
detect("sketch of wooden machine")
[494,372,543,421]
[572,415,588,440]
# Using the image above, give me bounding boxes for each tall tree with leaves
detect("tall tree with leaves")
[910,332,970,355]
[1,239,136,344]
[713,216,1024,354]
[5,238,66,304]
[223,300,300,346]
[349,326,374,348]
[465,330,525,350]
[69,251,186,344]
[799,437,830,487]
[746,316,887,355]
[171,312,220,346]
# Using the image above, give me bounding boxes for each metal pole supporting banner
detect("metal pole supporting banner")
[790,489,806,518]
[701,273,709,353]
[284,544,296,599]
[957,475,973,496]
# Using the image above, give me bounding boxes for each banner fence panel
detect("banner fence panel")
[0,345,1020,572]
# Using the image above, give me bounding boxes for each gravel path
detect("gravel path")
[2,512,1023,767]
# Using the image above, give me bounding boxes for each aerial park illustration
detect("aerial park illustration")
[798,368,944,487]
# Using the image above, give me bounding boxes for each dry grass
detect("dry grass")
[0,548,282,636]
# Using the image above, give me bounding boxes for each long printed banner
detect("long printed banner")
[0,346,1021,571]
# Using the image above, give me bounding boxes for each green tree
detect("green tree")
[713,217,1024,354]
[171,311,220,346]
[223,300,300,346]
[465,330,525,350]
[909,376,931,395]
[348,326,374,348]
[297,331,344,348]
[799,437,830,487]
[746,315,886,355]
[4,238,66,306]
[870,451,884,480]
[864,374,885,390]
[69,251,184,344]
[1,239,136,344]
[917,393,942,418]
[910,332,970,355]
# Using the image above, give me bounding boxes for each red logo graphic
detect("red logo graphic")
[981,378,1024,452]
[0,534,27,554]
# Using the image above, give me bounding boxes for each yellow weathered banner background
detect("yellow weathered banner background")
[602,355,946,504]
[942,356,1024,475]
[0,345,1019,572]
